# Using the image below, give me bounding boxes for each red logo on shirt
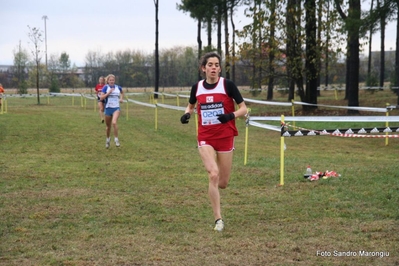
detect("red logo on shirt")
[206,96,213,103]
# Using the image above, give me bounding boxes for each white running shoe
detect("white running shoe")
[214,219,224,232]
[106,139,110,149]
[115,139,120,147]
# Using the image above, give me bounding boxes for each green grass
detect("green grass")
[0,90,398,265]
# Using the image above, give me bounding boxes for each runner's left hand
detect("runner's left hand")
[217,113,235,123]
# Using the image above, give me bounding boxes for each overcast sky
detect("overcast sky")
[0,0,396,67]
[0,0,252,66]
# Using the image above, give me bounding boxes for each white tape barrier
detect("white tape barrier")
[50,93,82,97]
[243,98,292,106]
[126,98,156,108]
[250,116,399,122]
[82,94,96,100]
[5,94,54,98]
[125,92,147,96]
[152,92,190,99]
[177,94,190,98]
[248,121,281,132]
[6,92,395,113]
[151,91,190,97]
[243,98,391,112]
[156,103,186,111]
[293,101,387,113]
[245,86,396,91]
[124,98,185,111]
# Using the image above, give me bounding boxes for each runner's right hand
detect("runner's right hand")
[180,113,190,124]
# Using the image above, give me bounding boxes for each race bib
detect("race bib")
[107,97,119,108]
[200,102,224,126]
[105,86,120,108]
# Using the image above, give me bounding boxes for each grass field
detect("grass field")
[0,89,398,265]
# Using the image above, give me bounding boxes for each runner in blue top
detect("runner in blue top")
[100,74,124,148]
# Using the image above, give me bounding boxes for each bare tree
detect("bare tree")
[13,41,30,94]
[84,50,105,89]
[27,25,43,104]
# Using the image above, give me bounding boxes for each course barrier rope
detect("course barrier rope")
[3,91,399,186]
[244,112,399,186]
[250,115,399,122]
[281,123,399,138]
[292,101,388,113]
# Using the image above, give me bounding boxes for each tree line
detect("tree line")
[178,0,399,109]
[3,44,346,91]
[1,0,398,108]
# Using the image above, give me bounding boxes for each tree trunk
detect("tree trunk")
[304,0,318,110]
[207,18,212,47]
[325,2,330,89]
[154,0,159,99]
[286,0,295,101]
[316,0,322,97]
[347,0,360,113]
[217,4,222,56]
[294,1,305,101]
[347,37,360,112]
[224,0,230,80]
[395,0,399,105]
[335,0,361,113]
[267,0,276,101]
[367,0,374,84]
[286,0,304,101]
[198,19,202,81]
[379,0,386,90]
[230,4,236,82]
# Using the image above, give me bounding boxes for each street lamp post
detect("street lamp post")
[42,15,48,69]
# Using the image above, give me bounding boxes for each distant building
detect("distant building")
[0,65,11,72]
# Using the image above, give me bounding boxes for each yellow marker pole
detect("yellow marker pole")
[291,99,295,127]
[244,108,251,165]
[81,95,84,108]
[125,96,129,121]
[280,115,285,186]
[334,88,338,100]
[162,93,165,104]
[176,94,180,107]
[155,100,158,131]
[385,103,389,146]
